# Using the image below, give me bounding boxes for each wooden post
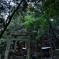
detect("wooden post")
[25,41,27,49]
[27,39,30,59]
[0,54,2,59]
[36,41,38,59]
[14,40,18,50]
[40,44,43,59]
[4,39,11,59]
[49,40,53,58]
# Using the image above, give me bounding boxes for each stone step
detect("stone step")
[14,56,24,59]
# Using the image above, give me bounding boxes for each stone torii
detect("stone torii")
[4,30,30,59]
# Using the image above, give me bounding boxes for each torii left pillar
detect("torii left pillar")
[4,39,11,59]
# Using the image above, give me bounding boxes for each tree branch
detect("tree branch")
[0,0,23,38]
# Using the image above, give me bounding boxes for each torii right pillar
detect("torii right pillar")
[27,38,30,59]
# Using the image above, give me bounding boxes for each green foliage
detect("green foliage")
[2,0,59,40]
[24,15,34,22]
[22,15,34,31]
[40,14,49,29]
[43,0,59,17]
[43,0,55,10]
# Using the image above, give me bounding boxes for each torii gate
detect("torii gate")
[4,30,31,59]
